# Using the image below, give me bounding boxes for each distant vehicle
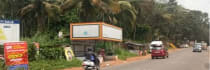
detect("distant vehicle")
[151,41,169,59]
[180,44,189,48]
[201,42,208,50]
[193,43,202,52]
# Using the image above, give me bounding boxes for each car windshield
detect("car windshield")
[194,45,201,48]
[151,45,162,50]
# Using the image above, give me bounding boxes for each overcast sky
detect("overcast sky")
[176,0,210,19]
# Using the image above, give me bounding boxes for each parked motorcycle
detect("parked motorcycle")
[82,59,100,70]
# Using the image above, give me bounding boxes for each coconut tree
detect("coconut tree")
[61,0,121,22]
[114,1,137,39]
[0,0,27,19]
[19,0,61,33]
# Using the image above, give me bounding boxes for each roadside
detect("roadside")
[63,48,180,70]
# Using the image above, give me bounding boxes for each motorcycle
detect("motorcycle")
[82,59,100,70]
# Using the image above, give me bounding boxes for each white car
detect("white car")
[180,44,189,48]
[149,41,163,53]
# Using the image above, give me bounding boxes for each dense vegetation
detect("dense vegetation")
[0,0,208,43]
[0,0,209,69]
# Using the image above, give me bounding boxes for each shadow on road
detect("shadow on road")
[204,63,209,69]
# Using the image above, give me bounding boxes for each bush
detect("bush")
[114,48,137,60]
[95,41,114,55]
[22,33,70,61]
[29,58,82,70]
[39,47,65,60]
[27,42,66,61]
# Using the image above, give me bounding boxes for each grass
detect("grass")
[29,58,82,70]
[0,58,82,70]
[0,60,6,70]
[114,48,138,60]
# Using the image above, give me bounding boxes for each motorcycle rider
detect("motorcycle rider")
[85,48,100,68]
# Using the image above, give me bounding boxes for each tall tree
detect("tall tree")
[19,0,61,33]
[61,0,120,22]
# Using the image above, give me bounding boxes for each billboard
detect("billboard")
[70,22,122,42]
[72,24,99,38]
[102,24,122,40]
[0,20,20,44]
[4,42,28,66]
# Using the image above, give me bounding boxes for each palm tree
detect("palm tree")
[115,1,137,39]
[19,0,61,33]
[0,0,27,19]
[61,0,121,22]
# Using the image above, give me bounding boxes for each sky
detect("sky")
[176,0,210,19]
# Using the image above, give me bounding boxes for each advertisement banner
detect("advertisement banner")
[4,42,28,66]
[64,47,74,61]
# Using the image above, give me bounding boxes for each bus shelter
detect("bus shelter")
[70,22,122,57]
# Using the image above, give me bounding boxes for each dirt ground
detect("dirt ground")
[63,48,179,70]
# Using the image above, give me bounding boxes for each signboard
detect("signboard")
[4,42,28,66]
[70,22,122,42]
[0,20,20,44]
[64,47,74,61]
[8,64,28,70]
[102,24,122,40]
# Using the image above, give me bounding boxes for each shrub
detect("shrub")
[95,41,114,55]
[27,42,66,61]
[114,47,137,60]
[39,47,65,60]
[22,33,70,61]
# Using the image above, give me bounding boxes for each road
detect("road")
[102,48,209,70]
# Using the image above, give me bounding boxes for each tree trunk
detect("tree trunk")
[37,15,45,33]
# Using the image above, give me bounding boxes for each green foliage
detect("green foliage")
[1,0,208,44]
[22,33,70,47]
[39,47,65,60]
[114,47,137,60]
[95,41,114,55]
[0,45,3,55]
[28,44,66,61]
[135,24,151,41]
[22,33,70,61]
[29,58,82,70]
[61,8,80,23]
[95,42,137,60]
[0,60,4,70]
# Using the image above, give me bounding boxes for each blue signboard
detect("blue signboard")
[0,20,20,24]
[8,64,28,70]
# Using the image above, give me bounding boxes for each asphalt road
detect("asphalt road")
[102,48,209,70]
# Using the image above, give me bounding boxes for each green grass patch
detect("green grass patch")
[114,48,137,60]
[29,58,82,70]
